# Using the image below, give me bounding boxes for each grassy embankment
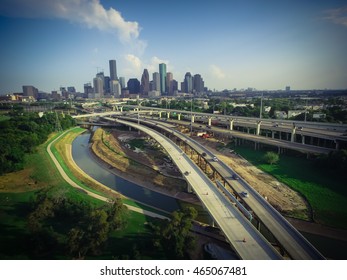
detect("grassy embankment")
[233,146,347,229]
[0,128,166,259]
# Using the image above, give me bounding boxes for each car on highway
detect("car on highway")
[241,191,249,198]
[232,174,239,180]
[184,171,190,176]
[213,156,218,162]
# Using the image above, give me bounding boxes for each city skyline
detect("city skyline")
[0,0,347,94]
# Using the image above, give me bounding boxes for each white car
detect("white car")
[213,156,218,162]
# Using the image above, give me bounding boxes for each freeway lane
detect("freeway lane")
[137,118,325,260]
[166,118,336,154]
[108,117,282,260]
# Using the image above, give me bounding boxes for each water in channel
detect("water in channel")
[71,131,180,213]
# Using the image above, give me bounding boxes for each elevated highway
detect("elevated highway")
[72,108,347,154]
[120,105,347,152]
[104,117,282,260]
[116,116,325,260]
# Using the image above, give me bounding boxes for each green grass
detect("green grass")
[234,146,347,229]
[95,211,164,259]
[0,115,10,122]
[0,129,169,259]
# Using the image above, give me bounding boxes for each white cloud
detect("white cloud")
[146,56,170,73]
[323,6,347,27]
[0,0,144,47]
[123,54,143,77]
[210,65,226,79]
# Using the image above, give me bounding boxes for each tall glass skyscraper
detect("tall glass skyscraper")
[109,60,118,81]
[159,63,167,95]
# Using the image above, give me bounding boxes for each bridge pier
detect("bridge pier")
[177,113,181,120]
[167,112,170,119]
[229,118,234,130]
[256,121,261,135]
[159,111,162,119]
[208,117,212,127]
[191,115,195,123]
[302,135,305,144]
[291,127,296,142]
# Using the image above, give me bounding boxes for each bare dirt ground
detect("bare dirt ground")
[90,128,199,204]
[191,136,310,219]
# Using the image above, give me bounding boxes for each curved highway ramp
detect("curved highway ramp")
[107,117,282,260]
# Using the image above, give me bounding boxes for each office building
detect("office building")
[153,72,160,92]
[93,76,104,97]
[193,74,204,93]
[127,78,140,94]
[84,83,93,96]
[119,77,126,89]
[110,80,121,98]
[140,69,150,95]
[183,72,193,93]
[159,63,167,95]
[166,72,173,95]
[22,85,38,99]
[109,60,118,81]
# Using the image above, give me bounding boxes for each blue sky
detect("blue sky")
[0,0,347,94]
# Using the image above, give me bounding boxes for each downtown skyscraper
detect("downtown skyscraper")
[159,63,167,95]
[109,60,118,81]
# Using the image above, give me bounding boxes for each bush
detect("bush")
[263,151,279,165]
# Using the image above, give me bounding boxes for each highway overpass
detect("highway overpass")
[114,116,325,260]
[103,117,282,260]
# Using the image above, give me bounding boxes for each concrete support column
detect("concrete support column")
[229,118,234,130]
[159,111,162,119]
[291,126,297,142]
[150,110,153,116]
[191,115,195,123]
[120,106,123,112]
[272,131,275,139]
[247,127,250,134]
[167,112,170,119]
[112,106,115,111]
[257,220,261,231]
[187,183,192,193]
[256,121,262,135]
[254,142,257,150]
[208,117,212,127]
[178,114,181,120]
[302,135,305,144]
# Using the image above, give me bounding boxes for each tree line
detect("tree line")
[0,111,75,175]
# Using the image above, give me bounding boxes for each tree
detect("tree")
[106,198,128,231]
[263,151,279,165]
[152,207,197,259]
